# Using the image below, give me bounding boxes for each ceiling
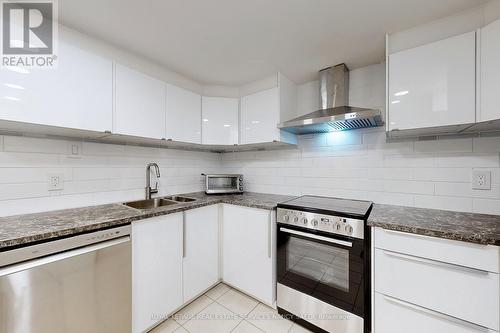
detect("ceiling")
[59,0,487,86]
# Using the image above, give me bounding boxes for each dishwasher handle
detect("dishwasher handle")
[0,236,130,277]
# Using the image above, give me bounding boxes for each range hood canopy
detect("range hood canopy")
[278,64,383,135]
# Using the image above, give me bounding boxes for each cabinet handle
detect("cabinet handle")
[182,212,186,258]
[382,229,489,246]
[383,295,490,332]
[382,250,490,275]
[268,212,271,258]
[280,228,353,247]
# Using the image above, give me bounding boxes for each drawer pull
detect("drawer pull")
[382,229,488,248]
[382,250,490,275]
[383,295,490,332]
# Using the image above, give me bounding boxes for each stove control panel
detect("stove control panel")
[277,208,364,240]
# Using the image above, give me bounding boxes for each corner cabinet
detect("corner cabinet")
[114,64,166,139]
[202,96,239,145]
[183,205,220,302]
[166,84,201,144]
[387,31,476,132]
[480,18,500,122]
[0,41,113,132]
[222,204,275,306]
[132,214,183,333]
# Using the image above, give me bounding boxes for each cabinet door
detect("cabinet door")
[222,204,274,305]
[388,32,476,131]
[114,64,166,139]
[480,19,500,122]
[240,88,280,144]
[132,214,183,333]
[0,41,112,132]
[166,84,201,143]
[183,205,219,302]
[375,293,486,333]
[202,97,239,145]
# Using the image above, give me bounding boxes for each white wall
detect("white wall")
[0,136,221,217]
[221,63,500,215]
[388,1,500,54]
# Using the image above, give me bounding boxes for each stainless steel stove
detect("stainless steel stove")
[276,195,373,333]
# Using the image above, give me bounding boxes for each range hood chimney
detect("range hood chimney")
[278,64,383,135]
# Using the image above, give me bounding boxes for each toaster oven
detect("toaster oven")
[202,174,243,194]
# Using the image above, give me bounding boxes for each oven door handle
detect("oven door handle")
[279,227,352,247]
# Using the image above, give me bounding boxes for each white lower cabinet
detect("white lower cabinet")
[375,293,488,333]
[222,204,275,305]
[374,228,500,332]
[183,205,220,302]
[132,214,183,333]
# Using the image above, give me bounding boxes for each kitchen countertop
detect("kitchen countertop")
[368,204,500,246]
[1,192,499,250]
[0,192,294,250]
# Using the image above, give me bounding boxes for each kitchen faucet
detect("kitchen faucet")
[145,163,161,199]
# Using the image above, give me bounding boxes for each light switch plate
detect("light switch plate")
[48,174,64,191]
[472,170,491,190]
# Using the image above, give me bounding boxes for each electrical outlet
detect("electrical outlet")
[472,170,491,190]
[48,174,64,191]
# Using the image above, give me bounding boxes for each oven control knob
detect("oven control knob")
[345,225,353,234]
[302,218,308,225]
[293,216,299,223]
[283,215,290,222]
[312,219,318,226]
[336,223,341,231]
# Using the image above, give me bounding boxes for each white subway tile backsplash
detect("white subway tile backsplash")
[472,199,500,215]
[414,195,473,212]
[0,135,221,217]
[3,136,78,154]
[223,130,500,215]
[473,137,500,153]
[435,182,500,199]
[412,168,471,182]
[435,154,499,168]
[414,138,473,154]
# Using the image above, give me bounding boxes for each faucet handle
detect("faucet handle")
[151,181,159,194]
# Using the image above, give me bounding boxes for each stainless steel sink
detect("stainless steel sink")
[163,196,197,203]
[123,198,178,210]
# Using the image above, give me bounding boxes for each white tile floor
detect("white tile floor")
[151,283,312,333]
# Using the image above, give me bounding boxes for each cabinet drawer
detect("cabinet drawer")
[374,228,499,273]
[375,248,499,330]
[375,293,494,333]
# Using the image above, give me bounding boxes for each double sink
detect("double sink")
[123,195,196,210]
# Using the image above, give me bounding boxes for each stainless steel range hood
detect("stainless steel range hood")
[278,64,383,135]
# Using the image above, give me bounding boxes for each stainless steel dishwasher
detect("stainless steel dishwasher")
[0,225,132,333]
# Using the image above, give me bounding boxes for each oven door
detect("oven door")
[277,224,367,318]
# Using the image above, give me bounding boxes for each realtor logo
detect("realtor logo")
[1,0,58,68]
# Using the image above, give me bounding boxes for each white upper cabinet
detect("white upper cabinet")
[480,18,500,122]
[202,96,239,145]
[114,64,166,139]
[388,31,476,131]
[166,84,201,143]
[0,41,113,132]
[240,87,280,144]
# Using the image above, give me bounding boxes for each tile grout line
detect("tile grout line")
[176,284,232,331]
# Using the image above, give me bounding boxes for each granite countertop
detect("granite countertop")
[0,191,294,250]
[368,204,500,246]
